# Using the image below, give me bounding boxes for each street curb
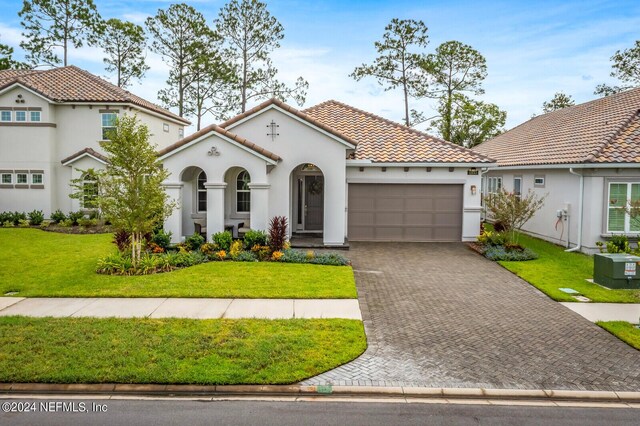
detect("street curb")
[2,383,640,402]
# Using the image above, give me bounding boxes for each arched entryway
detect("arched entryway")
[178,166,207,237]
[290,163,325,238]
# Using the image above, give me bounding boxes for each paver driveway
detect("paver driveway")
[303,243,640,390]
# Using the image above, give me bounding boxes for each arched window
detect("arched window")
[236,170,250,212]
[197,171,207,212]
[82,173,98,209]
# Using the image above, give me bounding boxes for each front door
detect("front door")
[304,175,324,230]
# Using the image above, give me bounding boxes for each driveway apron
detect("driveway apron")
[303,242,640,390]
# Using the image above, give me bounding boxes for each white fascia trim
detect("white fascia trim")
[346,160,497,168]
[157,130,278,165]
[0,83,52,102]
[62,153,107,167]
[494,163,640,170]
[347,178,468,184]
[225,104,356,148]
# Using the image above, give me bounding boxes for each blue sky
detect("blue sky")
[1,0,639,133]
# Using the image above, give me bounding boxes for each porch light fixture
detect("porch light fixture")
[449,167,454,172]
[426,167,432,172]
[470,185,477,195]
[381,167,387,172]
[359,167,364,172]
[266,120,279,140]
[404,167,409,172]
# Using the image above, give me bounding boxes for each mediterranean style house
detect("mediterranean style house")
[159,98,494,246]
[0,66,189,217]
[473,87,640,254]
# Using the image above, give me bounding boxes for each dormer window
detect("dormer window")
[101,112,117,140]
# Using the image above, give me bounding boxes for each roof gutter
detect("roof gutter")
[565,168,584,252]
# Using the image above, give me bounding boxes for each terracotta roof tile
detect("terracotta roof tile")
[0,66,190,125]
[157,124,281,162]
[61,147,108,165]
[303,100,494,164]
[472,87,640,166]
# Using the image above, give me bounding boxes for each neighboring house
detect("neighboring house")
[0,66,189,217]
[159,99,493,246]
[473,87,640,254]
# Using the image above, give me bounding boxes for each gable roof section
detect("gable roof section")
[303,100,494,164]
[157,124,281,163]
[61,147,108,166]
[0,66,190,125]
[219,98,358,147]
[472,87,640,166]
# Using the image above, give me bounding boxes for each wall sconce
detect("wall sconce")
[470,185,477,195]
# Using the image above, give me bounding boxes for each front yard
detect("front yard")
[0,229,356,298]
[0,316,366,384]
[598,321,640,351]
[494,232,640,303]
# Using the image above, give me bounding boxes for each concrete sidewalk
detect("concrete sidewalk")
[0,297,361,320]
[561,302,640,324]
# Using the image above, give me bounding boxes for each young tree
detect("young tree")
[99,19,149,88]
[215,0,308,113]
[351,18,429,127]
[19,0,104,67]
[432,93,505,147]
[420,40,487,139]
[484,189,547,243]
[146,3,215,117]
[542,92,575,113]
[594,40,640,97]
[0,40,28,70]
[88,116,173,265]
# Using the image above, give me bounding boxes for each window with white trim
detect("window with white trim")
[534,176,545,187]
[1,173,12,184]
[101,112,117,140]
[487,176,502,194]
[16,173,27,184]
[178,128,184,139]
[163,123,170,132]
[197,171,207,212]
[1,111,11,121]
[30,111,41,122]
[15,111,26,122]
[236,170,251,213]
[607,182,640,233]
[513,177,522,197]
[32,173,43,184]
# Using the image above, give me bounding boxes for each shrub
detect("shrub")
[281,249,308,263]
[78,218,98,227]
[68,211,84,226]
[113,229,131,252]
[310,252,350,266]
[268,216,288,252]
[200,243,217,256]
[607,235,631,254]
[39,220,52,228]
[493,220,508,232]
[215,250,227,261]
[147,242,164,254]
[11,211,27,225]
[212,231,232,251]
[185,232,205,251]
[235,251,258,262]
[0,212,11,224]
[137,254,161,275]
[251,244,272,261]
[166,251,205,268]
[229,240,243,259]
[17,219,30,227]
[27,210,44,226]
[96,252,134,275]
[50,209,66,224]
[484,245,538,261]
[2,220,14,228]
[477,230,509,247]
[271,250,284,261]
[58,219,74,228]
[243,229,268,249]
[306,250,315,261]
[152,229,172,251]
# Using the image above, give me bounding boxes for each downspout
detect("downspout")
[565,168,584,252]
[479,168,490,221]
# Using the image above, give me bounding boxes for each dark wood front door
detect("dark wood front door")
[304,175,324,230]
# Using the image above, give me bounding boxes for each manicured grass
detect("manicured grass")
[0,317,366,384]
[0,229,356,298]
[496,232,640,303]
[597,321,640,351]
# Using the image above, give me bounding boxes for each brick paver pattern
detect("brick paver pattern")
[302,243,640,390]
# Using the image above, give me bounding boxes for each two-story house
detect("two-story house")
[0,66,190,217]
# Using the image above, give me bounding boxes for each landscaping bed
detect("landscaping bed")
[0,229,357,298]
[597,321,640,351]
[0,316,366,384]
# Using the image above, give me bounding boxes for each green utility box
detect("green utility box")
[593,253,640,289]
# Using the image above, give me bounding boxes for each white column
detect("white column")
[248,183,270,231]
[162,182,183,243]
[205,182,226,240]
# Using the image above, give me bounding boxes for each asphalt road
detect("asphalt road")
[1,399,638,426]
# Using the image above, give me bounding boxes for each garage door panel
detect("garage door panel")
[348,183,463,242]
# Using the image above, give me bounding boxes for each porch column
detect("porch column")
[162,182,183,243]
[204,182,226,240]
[248,183,270,231]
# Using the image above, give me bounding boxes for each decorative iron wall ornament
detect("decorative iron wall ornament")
[266,120,279,140]
[207,146,221,156]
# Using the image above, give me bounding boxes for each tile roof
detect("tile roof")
[472,87,640,166]
[0,66,190,125]
[303,100,494,164]
[61,147,108,165]
[157,124,281,162]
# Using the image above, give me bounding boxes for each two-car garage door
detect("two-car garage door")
[347,184,463,242]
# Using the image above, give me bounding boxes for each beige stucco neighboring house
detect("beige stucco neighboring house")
[0,66,190,217]
[159,99,494,246]
[473,87,640,254]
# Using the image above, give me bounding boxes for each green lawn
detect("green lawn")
[496,232,640,303]
[0,317,366,384]
[597,321,640,351]
[0,229,356,298]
